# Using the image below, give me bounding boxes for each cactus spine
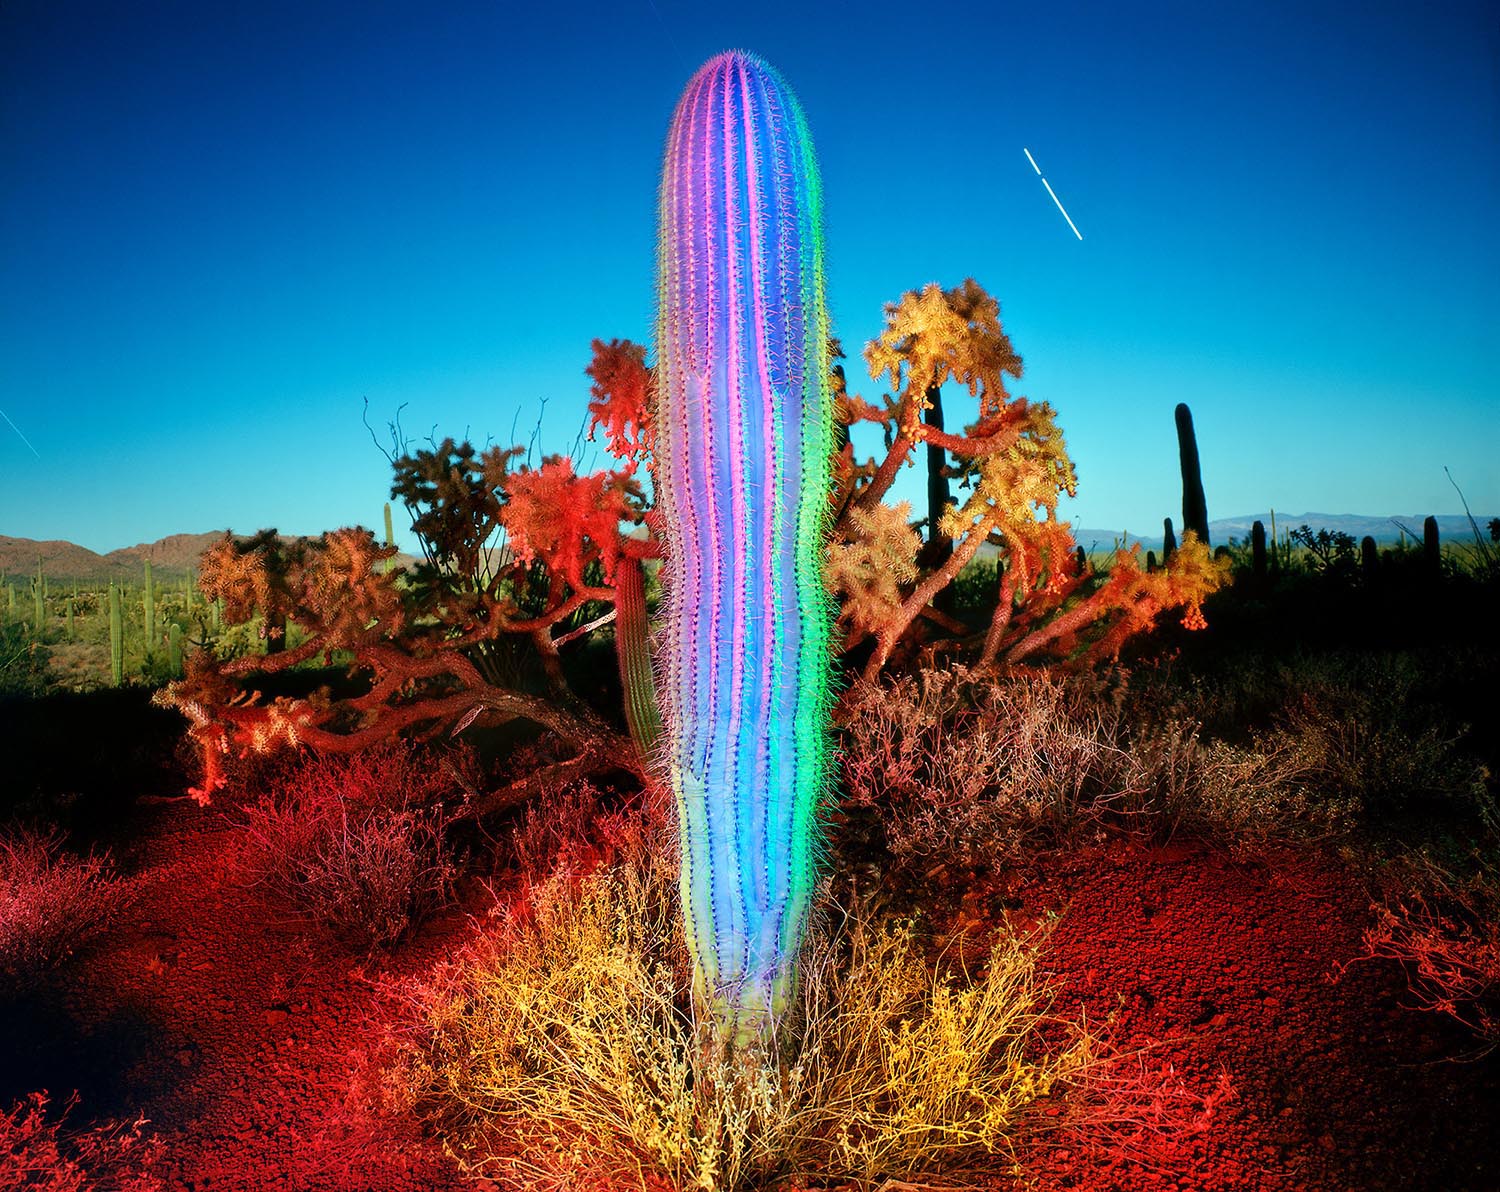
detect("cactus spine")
[654,51,835,1037]
[1174,402,1209,545]
[109,583,124,687]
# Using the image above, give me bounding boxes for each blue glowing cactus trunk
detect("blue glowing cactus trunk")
[653,51,835,1030]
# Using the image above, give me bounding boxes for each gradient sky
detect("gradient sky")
[2,0,1496,555]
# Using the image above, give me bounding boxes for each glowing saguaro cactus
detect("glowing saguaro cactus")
[653,51,835,1036]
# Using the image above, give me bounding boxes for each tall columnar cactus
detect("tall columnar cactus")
[143,561,156,656]
[923,382,954,613]
[109,583,124,687]
[614,556,662,759]
[1251,519,1268,579]
[1162,517,1177,560]
[653,51,835,1037]
[383,502,396,574]
[1423,515,1441,579]
[32,559,45,634]
[1174,402,1209,545]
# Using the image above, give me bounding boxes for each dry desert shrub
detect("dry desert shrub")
[840,667,1139,864]
[839,666,1379,867]
[380,848,1096,1191]
[1058,1051,1237,1171]
[239,741,462,949]
[1171,651,1491,823]
[0,1092,161,1192]
[1364,849,1500,1056]
[0,827,132,991]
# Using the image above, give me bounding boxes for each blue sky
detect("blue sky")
[2,0,1495,554]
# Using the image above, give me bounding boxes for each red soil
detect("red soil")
[7,808,1497,1191]
[989,841,1500,1191]
[5,799,467,1192]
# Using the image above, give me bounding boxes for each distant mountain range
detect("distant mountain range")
[1,532,230,582]
[1075,513,1494,552]
[0,532,421,583]
[3,512,1493,581]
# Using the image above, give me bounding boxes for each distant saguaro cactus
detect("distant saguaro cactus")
[1360,535,1378,579]
[143,560,156,657]
[108,583,123,687]
[1163,517,1177,560]
[1423,515,1441,579]
[653,50,835,1039]
[383,502,396,574]
[1251,520,1267,579]
[1175,403,1209,545]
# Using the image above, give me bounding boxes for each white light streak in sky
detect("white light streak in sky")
[1023,147,1083,240]
[0,406,41,458]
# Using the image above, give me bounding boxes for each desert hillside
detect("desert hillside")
[0,532,228,582]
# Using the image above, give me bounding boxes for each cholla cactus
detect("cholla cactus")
[653,51,836,1039]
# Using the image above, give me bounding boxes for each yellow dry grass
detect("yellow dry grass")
[384,850,1094,1191]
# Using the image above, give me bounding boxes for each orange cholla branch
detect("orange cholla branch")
[997,534,1229,668]
[585,336,654,465]
[501,455,637,588]
[155,431,645,809]
[825,500,922,643]
[830,278,1227,677]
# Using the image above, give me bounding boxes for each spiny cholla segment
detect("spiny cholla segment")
[653,50,835,1029]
